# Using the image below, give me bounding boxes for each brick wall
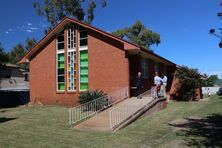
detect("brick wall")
[29,27,129,106]
[88,30,129,94]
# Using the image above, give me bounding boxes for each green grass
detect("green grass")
[1,95,222,148]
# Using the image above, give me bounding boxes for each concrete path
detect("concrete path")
[74,95,154,131]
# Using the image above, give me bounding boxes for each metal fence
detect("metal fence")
[109,89,152,130]
[69,87,128,127]
[202,87,220,95]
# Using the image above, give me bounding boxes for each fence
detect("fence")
[202,87,220,95]
[109,89,152,130]
[69,87,128,127]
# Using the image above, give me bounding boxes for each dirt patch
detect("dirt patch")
[200,97,210,101]
[170,116,202,132]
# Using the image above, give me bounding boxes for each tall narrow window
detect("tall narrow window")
[67,24,77,91]
[56,31,65,91]
[141,59,148,78]
[79,27,89,91]
[154,63,160,73]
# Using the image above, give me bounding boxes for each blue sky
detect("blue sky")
[0,0,222,77]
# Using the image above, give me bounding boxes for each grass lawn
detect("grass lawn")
[1,95,222,148]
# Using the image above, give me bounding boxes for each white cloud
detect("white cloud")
[30,27,40,30]
[27,22,32,26]
[26,29,34,33]
[5,21,46,35]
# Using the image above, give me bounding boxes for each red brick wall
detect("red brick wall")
[29,37,79,106]
[88,30,129,94]
[29,28,129,106]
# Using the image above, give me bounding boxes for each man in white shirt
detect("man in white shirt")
[154,72,162,98]
[161,74,168,97]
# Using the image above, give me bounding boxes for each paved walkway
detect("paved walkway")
[74,95,154,131]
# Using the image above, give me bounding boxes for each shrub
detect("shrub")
[79,90,106,104]
[174,66,202,101]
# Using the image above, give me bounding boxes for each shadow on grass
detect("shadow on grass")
[169,114,222,147]
[0,117,17,123]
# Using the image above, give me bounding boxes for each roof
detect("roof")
[18,17,176,66]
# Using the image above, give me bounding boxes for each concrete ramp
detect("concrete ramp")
[74,95,166,131]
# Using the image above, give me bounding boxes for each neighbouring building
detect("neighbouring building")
[18,17,177,106]
[0,64,29,108]
[0,63,29,90]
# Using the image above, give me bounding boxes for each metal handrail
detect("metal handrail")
[109,89,152,130]
[69,87,128,127]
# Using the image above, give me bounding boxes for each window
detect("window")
[67,24,77,91]
[57,32,64,50]
[79,27,88,47]
[79,27,88,91]
[154,63,160,73]
[24,73,29,81]
[141,59,148,78]
[56,31,65,91]
[67,24,76,49]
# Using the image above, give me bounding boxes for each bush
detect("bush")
[79,90,106,104]
[174,66,202,101]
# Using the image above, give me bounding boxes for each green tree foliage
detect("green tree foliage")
[25,37,37,51]
[203,75,219,87]
[33,0,107,30]
[112,20,160,50]
[9,38,37,64]
[0,43,9,65]
[174,66,202,101]
[9,43,26,64]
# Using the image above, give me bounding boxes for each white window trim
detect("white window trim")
[66,26,77,92]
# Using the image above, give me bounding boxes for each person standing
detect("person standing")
[154,72,162,98]
[161,73,168,97]
[136,72,143,99]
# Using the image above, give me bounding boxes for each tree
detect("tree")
[33,0,107,31]
[112,20,160,50]
[203,75,219,87]
[173,66,202,101]
[25,37,37,51]
[8,38,37,64]
[0,43,9,65]
[9,43,26,64]
[209,1,222,48]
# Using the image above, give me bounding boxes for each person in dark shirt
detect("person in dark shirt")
[136,72,142,99]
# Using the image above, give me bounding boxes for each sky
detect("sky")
[0,0,222,78]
